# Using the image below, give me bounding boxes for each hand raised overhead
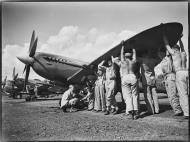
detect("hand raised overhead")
[120,40,125,46]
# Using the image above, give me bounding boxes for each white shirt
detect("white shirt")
[60,89,74,108]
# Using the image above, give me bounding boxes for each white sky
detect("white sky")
[2,2,188,80]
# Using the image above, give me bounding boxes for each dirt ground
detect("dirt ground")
[2,92,189,141]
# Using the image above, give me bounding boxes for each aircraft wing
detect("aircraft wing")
[67,68,95,84]
[67,22,183,84]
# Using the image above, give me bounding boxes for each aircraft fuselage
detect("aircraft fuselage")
[31,52,89,85]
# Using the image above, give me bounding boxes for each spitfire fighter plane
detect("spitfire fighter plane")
[2,67,22,98]
[2,67,65,99]
[17,22,183,93]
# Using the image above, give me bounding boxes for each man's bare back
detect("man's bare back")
[120,45,137,75]
[163,34,187,72]
[121,59,136,74]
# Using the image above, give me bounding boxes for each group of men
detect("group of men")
[59,28,189,120]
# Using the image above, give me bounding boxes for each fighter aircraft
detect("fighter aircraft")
[1,76,7,90]
[2,67,22,98]
[2,67,65,99]
[17,22,182,93]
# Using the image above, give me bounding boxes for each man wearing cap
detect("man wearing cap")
[117,41,139,119]
[60,84,79,112]
[98,57,119,115]
[163,32,189,119]
[159,49,183,116]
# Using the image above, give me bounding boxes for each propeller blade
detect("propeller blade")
[12,67,15,80]
[2,84,5,89]
[3,76,7,84]
[14,73,18,81]
[29,30,35,53]
[23,65,30,91]
[2,76,7,89]
[29,37,38,57]
[23,65,27,74]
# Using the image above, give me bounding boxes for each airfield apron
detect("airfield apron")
[161,56,182,114]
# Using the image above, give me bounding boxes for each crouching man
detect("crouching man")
[60,85,79,112]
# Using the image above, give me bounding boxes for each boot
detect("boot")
[174,111,183,116]
[133,110,139,120]
[111,108,116,113]
[124,111,133,119]
[104,107,110,115]
[113,106,119,115]
[62,106,67,112]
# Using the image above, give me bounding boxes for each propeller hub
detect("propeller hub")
[17,56,34,65]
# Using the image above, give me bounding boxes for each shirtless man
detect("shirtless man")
[113,41,139,119]
[159,50,183,116]
[163,32,189,118]
[98,57,119,115]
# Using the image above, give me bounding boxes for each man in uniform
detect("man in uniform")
[60,85,79,112]
[139,49,160,115]
[34,85,39,98]
[159,50,183,116]
[163,31,189,119]
[98,57,119,115]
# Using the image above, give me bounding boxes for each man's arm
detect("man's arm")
[132,48,136,62]
[112,56,121,66]
[162,31,174,55]
[98,60,107,71]
[179,35,185,52]
[81,92,90,100]
[166,49,170,56]
[121,41,125,62]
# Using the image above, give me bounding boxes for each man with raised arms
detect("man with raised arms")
[163,31,189,119]
[98,57,119,115]
[113,41,139,119]
[159,49,183,116]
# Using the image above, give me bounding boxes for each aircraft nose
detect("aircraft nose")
[17,56,34,65]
